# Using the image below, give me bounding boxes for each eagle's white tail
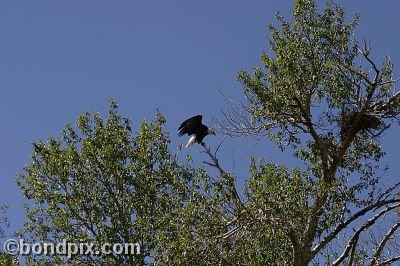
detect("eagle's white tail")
[185,135,197,148]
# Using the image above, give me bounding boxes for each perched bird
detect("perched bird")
[178,115,216,148]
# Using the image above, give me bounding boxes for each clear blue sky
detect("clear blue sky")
[0,1,399,237]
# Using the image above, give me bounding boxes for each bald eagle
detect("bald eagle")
[178,115,216,148]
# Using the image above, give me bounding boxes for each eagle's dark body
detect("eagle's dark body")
[178,115,215,147]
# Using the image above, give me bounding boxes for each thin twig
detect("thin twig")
[312,198,400,256]
[370,221,400,266]
[332,203,400,266]
[201,143,245,210]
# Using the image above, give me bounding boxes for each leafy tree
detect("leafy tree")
[0,205,19,266]
[0,252,19,266]
[16,1,400,266]
[0,204,9,239]
[220,0,400,265]
[17,100,220,265]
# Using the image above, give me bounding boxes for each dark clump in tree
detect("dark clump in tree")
[340,110,381,141]
[219,0,400,265]
[16,1,400,265]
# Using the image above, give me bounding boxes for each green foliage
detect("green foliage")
[16,100,295,265]
[17,100,214,265]
[232,0,400,264]
[0,204,9,238]
[15,1,400,265]
[239,0,359,141]
[237,0,396,219]
[0,252,19,266]
[0,205,18,266]
[247,159,314,236]
[237,0,393,176]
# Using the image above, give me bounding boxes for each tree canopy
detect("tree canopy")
[14,1,400,265]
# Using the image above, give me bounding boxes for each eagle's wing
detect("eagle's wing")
[178,115,203,136]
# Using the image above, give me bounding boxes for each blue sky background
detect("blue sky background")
[0,1,399,240]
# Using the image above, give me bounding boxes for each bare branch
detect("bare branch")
[376,181,400,203]
[378,256,400,266]
[348,237,358,266]
[312,198,400,256]
[201,143,223,175]
[332,203,400,266]
[359,40,380,78]
[201,143,245,210]
[216,226,240,239]
[215,136,226,158]
[370,221,400,266]
[337,61,372,86]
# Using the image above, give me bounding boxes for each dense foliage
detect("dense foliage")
[15,1,400,265]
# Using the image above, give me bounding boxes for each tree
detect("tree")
[16,1,400,265]
[0,204,19,266]
[0,205,19,266]
[17,100,220,265]
[0,204,9,240]
[219,0,400,265]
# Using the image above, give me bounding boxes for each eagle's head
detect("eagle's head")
[207,128,216,136]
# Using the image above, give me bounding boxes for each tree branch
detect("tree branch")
[370,221,400,266]
[201,142,245,211]
[292,96,332,258]
[378,256,400,266]
[312,198,400,256]
[332,203,400,266]
[216,226,240,239]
